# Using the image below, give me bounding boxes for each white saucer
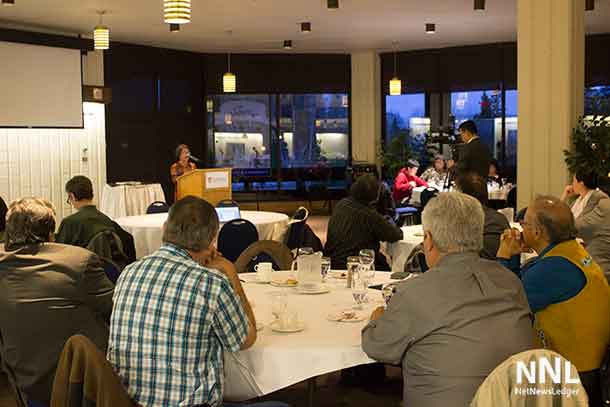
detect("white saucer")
[296,284,330,294]
[269,320,306,333]
[327,311,366,323]
[270,280,298,288]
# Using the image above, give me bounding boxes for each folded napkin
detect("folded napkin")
[390,271,410,280]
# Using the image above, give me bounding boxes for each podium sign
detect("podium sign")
[176,168,232,205]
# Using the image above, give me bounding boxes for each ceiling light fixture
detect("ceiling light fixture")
[93,11,110,50]
[585,0,595,11]
[164,0,191,24]
[389,41,401,96]
[327,0,339,9]
[1,0,15,6]
[169,23,180,32]
[223,53,236,93]
[301,22,312,33]
[425,23,436,34]
[474,0,485,11]
[283,40,293,50]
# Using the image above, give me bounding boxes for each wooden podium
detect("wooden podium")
[176,168,232,205]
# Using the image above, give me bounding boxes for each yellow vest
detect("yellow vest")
[535,240,610,372]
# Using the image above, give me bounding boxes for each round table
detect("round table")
[100,183,166,219]
[385,225,425,273]
[116,211,290,259]
[224,271,398,401]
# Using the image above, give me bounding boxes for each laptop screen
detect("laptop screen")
[216,206,241,223]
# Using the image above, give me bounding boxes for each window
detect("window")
[385,93,428,144]
[585,86,610,116]
[504,90,518,177]
[279,94,349,169]
[207,94,275,175]
[452,90,503,159]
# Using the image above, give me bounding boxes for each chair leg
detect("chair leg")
[307,377,316,407]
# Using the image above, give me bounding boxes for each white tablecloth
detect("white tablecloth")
[224,271,397,401]
[411,185,512,205]
[100,183,166,219]
[116,211,290,259]
[385,225,424,273]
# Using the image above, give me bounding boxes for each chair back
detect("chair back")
[218,219,259,263]
[146,201,169,214]
[51,335,134,407]
[100,258,121,284]
[470,349,588,407]
[86,230,129,272]
[507,187,517,210]
[420,187,439,209]
[216,199,240,208]
[234,240,293,273]
[285,207,311,250]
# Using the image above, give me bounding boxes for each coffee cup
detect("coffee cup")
[254,262,273,282]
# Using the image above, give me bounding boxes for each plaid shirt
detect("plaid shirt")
[108,243,249,407]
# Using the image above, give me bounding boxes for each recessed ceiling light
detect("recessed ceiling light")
[1,0,15,6]
[169,23,180,32]
[301,22,312,33]
[425,23,436,34]
[327,0,339,9]
[283,40,293,50]
[474,0,485,11]
[586,0,595,11]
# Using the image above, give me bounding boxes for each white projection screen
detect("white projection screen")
[0,41,83,128]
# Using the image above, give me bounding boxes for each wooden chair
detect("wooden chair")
[234,241,294,274]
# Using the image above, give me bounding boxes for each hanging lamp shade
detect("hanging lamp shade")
[389,78,402,96]
[94,25,110,50]
[164,0,191,24]
[223,72,236,93]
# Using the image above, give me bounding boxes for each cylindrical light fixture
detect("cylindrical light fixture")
[164,0,191,24]
[223,53,236,93]
[586,0,595,11]
[93,12,109,50]
[283,40,293,50]
[169,23,180,32]
[301,22,312,33]
[389,41,401,96]
[327,0,339,9]
[474,0,485,11]
[425,23,436,34]
[2,0,15,6]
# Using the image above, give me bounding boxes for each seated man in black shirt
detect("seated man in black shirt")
[324,174,403,271]
[56,176,136,263]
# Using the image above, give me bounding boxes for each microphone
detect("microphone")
[188,154,202,163]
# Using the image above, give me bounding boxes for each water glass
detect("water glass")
[359,249,376,281]
[382,282,399,304]
[321,257,331,281]
[298,247,314,257]
[351,275,368,310]
[269,292,287,320]
[346,256,360,288]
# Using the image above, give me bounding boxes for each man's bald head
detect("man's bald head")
[530,195,577,244]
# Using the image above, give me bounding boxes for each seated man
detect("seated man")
[392,159,428,204]
[497,196,610,405]
[362,192,533,407]
[56,175,135,263]
[108,196,286,407]
[324,174,403,271]
[0,198,114,406]
[455,171,509,259]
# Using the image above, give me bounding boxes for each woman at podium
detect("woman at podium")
[170,144,197,200]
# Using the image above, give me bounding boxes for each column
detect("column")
[82,50,104,86]
[517,0,584,209]
[351,51,381,164]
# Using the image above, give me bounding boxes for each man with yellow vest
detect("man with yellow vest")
[497,195,610,406]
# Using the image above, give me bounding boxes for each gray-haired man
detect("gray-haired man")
[362,192,534,407]
[0,198,114,405]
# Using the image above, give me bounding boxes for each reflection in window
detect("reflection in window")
[208,95,274,172]
[279,94,349,168]
[585,86,610,116]
[452,90,503,159]
[504,90,518,176]
[385,93,430,166]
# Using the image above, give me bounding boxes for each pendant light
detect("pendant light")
[389,42,401,96]
[223,53,236,93]
[169,23,180,32]
[93,11,110,50]
[164,0,191,24]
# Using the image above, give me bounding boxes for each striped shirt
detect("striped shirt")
[108,243,249,407]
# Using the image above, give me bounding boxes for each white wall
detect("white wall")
[0,102,107,224]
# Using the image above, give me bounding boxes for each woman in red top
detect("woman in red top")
[393,159,428,204]
[170,144,197,201]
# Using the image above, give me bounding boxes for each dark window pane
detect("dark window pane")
[585,86,610,116]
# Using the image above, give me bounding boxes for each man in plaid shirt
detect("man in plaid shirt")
[108,196,287,407]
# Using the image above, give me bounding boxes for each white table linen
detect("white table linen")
[410,185,513,205]
[100,183,166,219]
[224,271,398,401]
[116,211,290,258]
[384,225,424,273]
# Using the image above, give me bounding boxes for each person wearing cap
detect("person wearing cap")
[420,155,447,188]
[392,159,429,204]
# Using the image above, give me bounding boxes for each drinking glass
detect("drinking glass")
[269,292,287,320]
[298,247,314,257]
[351,274,368,310]
[321,257,331,281]
[346,256,360,288]
[382,282,399,304]
[359,249,376,281]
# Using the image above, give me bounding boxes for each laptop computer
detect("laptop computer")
[216,206,241,223]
